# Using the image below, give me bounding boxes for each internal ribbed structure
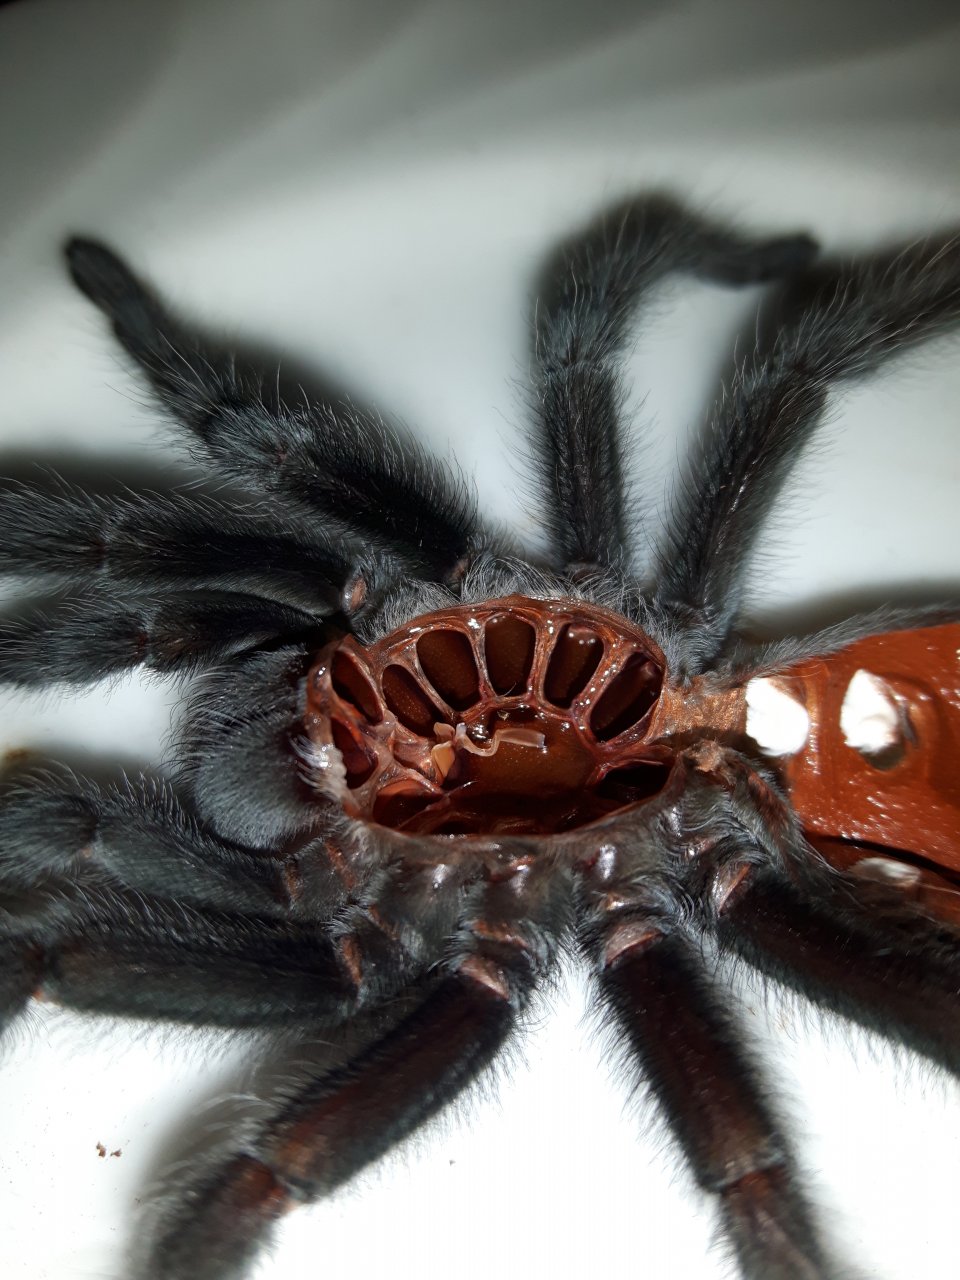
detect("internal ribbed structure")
[307,595,671,836]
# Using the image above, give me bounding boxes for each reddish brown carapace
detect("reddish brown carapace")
[307,596,960,920]
[306,596,672,837]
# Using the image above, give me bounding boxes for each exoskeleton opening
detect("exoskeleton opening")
[307,596,672,836]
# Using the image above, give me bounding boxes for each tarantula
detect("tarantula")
[1,194,959,1280]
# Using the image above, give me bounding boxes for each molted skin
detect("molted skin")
[6,193,960,1280]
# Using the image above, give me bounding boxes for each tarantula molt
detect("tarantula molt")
[1,195,959,1280]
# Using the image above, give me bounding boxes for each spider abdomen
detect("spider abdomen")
[306,595,672,836]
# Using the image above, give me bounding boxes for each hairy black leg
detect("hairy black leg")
[0,588,324,686]
[65,237,485,581]
[0,858,424,1031]
[140,873,562,1280]
[0,878,393,1031]
[721,600,960,679]
[590,920,835,1280]
[143,960,530,1280]
[175,646,323,850]
[656,233,960,673]
[0,483,355,613]
[45,900,363,1029]
[0,860,353,1032]
[531,194,817,571]
[668,742,809,899]
[657,745,960,1074]
[0,768,313,918]
[0,939,44,1028]
[714,863,960,1077]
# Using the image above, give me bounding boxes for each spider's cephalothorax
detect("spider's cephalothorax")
[2,194,960,1280]
[308,594,673,838]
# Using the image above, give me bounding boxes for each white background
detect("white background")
[1,2,959,1278]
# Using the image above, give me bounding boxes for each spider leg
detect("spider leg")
[174,644,325,850]
[43,901,363,1029]
[722,600,960,679]
[139,865,568,1280]
[0,482,356,614]
[65,237,487,582]
[587,918,834,1280]
[142,961,524,1280]
[0,766,336,919]
[655,232,960,673]
[0,588,326,686]
[671,744,960,1078]
[531,193,816,572]
[713,863,960,1078]
[0,879,392,1031]
[0,773,487,1032]
[0,938,44,1026]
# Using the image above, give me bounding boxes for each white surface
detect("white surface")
[1,2,960,1278]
